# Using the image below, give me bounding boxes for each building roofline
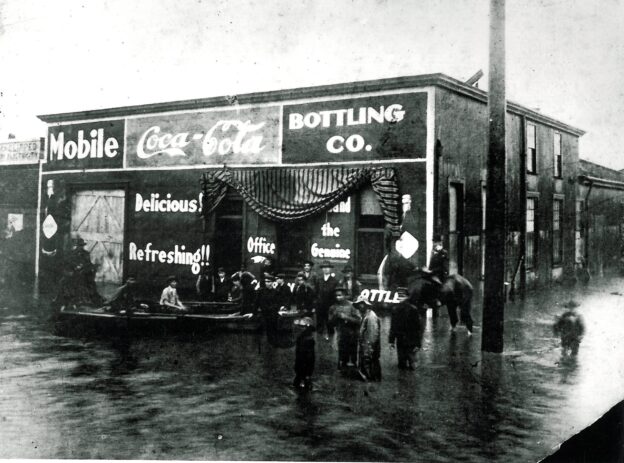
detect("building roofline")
[37,73,585,136]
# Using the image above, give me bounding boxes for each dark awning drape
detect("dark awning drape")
[200,166,400,231]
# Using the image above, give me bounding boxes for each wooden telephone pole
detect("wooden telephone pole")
[482,0,506,353]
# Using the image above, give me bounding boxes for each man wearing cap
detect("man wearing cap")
[293,272,315,315]
[302,260,319,294]
[213,267,231,302]
[328,286,362,369]
[388,287,425,370]
[316,261,338,339]
[355,295,382,381]
[274,273,292,310]
[160,275,186,311]
[340,264,362,301]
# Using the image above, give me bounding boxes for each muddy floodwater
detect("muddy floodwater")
[1,278,624,461]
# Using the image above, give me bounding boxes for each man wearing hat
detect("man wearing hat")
[160,275,186,311]
[340,264,362,301]
[213,267,231,302]
[65,236,102,306]
[428,234,449,285]
[388,287,425,370]
[256,273,280,341]
[355,295,382,381]
[316,261,338,339]
[328,286,362,369]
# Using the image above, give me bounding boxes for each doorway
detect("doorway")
[70,189,125,285]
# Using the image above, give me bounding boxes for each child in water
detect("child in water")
[553,301,585,356]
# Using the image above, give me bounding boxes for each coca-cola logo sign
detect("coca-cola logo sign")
[126,107,280,167]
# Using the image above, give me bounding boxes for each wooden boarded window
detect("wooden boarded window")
[70,189,125,284]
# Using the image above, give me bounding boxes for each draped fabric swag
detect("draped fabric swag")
[200,167,400,231]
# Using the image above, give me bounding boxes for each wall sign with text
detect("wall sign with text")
[282,92,427,163]
[126,106,280,167]
[45,120,124,171]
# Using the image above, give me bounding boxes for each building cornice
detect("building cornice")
[38,73,585,137]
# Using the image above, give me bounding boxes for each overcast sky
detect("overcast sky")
[1,0,622,168]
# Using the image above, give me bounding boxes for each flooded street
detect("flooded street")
[1,278,624,461]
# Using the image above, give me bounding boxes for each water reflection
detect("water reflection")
[1,278,624,460]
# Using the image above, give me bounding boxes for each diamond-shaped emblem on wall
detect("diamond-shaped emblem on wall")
[42,215,58,239]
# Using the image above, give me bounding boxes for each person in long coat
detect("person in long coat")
[316,261,338,338]
[328,287,362,369]
[388,288,425,370]
[256,274,280,341]
[355,295,382,381]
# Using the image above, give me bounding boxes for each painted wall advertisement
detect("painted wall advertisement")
[45,120,124,171]
[282,92,428,163]
[0,139,42,165]
[125,106,281,167]
[126,185,206,282]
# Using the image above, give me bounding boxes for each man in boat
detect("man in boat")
[274,273,292,310]
[328,286,361,370]
[195,266,213,301]
[293,272,315,316]
[106,275,139,313]
[229,274,243,304]
[213,267,231,302]
[160,275,187,312]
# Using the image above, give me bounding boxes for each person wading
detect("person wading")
[388,287,424,370]
[355,295,382,381]
[316,261,338,340]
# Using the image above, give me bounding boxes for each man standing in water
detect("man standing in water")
[388,287,424,370]
[316,261,338,339]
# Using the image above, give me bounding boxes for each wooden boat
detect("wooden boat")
[54,302,262,335]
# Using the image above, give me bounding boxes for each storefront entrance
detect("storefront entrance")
[70,189,125,285]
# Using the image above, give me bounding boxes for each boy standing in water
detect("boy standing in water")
[293,317,316,390]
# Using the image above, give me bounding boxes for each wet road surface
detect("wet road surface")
[1,278,623,461]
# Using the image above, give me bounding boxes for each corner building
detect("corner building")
[37,74,583,296]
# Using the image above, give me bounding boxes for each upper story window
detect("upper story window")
[526,123,537,174]
[553,132,562,178]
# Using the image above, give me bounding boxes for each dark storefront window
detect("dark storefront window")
[553,132,562,178]
[527,123,537,174]
[357,187,385,277]
[526,197,538,270]
[552,198,563,265]
[213,193,243,272]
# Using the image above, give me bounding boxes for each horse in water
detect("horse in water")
[380,250,474,333]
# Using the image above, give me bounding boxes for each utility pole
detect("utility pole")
[482,0,506,353]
